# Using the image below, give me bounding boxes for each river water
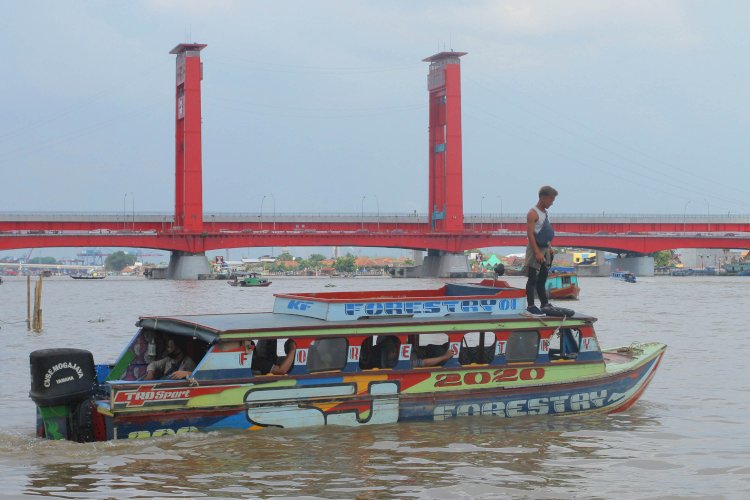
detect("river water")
[0,274,748,498]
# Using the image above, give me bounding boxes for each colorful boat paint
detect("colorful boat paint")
[29,282,665,441]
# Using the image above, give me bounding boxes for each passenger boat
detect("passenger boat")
[544,266,580,300]
[227,272,272,287]
[610,271,636,283]
[29,282,666,442]
[71,272,105,280]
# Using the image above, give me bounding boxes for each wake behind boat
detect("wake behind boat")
[29,281,665,442]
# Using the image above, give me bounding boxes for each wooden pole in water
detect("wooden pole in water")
[26,274,31,330]
[31,275,43,332]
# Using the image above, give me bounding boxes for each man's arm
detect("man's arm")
[144,357,168,380]
[271,344,297,375]
[169,357,196,380]
[526,209,544,263]
[415,348,454,368]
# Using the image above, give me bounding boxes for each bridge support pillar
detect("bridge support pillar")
[419,250,470,277]
[167,251,210,280]
[607,254,654,277]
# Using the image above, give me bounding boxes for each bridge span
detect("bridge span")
[1,212,749,255]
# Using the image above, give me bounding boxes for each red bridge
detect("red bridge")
[2,44,748,276]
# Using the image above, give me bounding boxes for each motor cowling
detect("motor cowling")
[29,349,99,441]
[29,348,97,407]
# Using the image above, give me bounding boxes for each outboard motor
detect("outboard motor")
[29,348,98,442]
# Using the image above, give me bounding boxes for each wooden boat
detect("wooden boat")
[545,267,580,300]
[228,273,271,287]
[29,281,665,441]
[611,271,636,283]
[71,271,105,280]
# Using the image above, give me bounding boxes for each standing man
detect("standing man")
[523,186,558,317]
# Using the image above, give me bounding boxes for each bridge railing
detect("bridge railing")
[1,211,749,224]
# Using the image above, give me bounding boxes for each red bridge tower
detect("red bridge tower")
[170,43,206,232]
[424,51,467,233]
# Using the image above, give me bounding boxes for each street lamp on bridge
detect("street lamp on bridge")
[497,195,503,231]
[260,193,277,231]
[260,195,267,231]
[371,194,380,232]
[683,199,692,233]
[480,195,485,232]
[360,195,366,230]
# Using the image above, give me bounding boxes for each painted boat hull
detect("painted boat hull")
[548,285,580,300]
[98,343,665,440]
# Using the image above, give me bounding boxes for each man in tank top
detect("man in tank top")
[522,186,558,317]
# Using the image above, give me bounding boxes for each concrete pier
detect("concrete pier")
[167,251,211,280]
[575,251,655,277]
[419,250,470,277]
[607,254,654,277]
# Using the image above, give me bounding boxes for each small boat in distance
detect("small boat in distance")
[29,281,665,442]
[545,266,580,300]
[611,271,636,283]
[71,271,105,280]
[228,272,272,287]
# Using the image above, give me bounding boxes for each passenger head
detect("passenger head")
[166,339,183,358]
[380,336,400,367]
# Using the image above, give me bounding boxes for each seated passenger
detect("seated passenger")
[144,338,196,380]
[413,344,454,368]
[374,336,400,369]
[251,339,296,375]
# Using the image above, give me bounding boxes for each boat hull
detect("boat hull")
[548,285,580,300]
[97,343,665,440]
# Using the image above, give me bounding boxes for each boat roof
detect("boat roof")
[137,310,595,343]
[136,283,593,342]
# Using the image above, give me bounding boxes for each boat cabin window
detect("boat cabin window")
[414,333,449,359]
[411,333,451,368]
[251,338,294,375]
[307,337,348,373]
[359,335,400,369]
[549,328,580,360]
[505,330,539,363]
[120,329,209,381]
[459,331,496,365]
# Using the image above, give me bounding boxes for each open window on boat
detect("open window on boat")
[412,333,450,367]
[307,337,348,373]
[459,331,496,365]
[548,328,580,360]
[248,337,295,375]
[505,330,539,363]
[113,327,211,381]
[359,335,400,370]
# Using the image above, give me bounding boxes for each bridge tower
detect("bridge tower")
[167,43,210,279]
[170,43,206,232]
[419,51,470,277]
[424,51,466,233]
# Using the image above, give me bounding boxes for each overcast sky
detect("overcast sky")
[1,0,748,224]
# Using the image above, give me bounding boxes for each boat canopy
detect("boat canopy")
[274,282,526,321]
